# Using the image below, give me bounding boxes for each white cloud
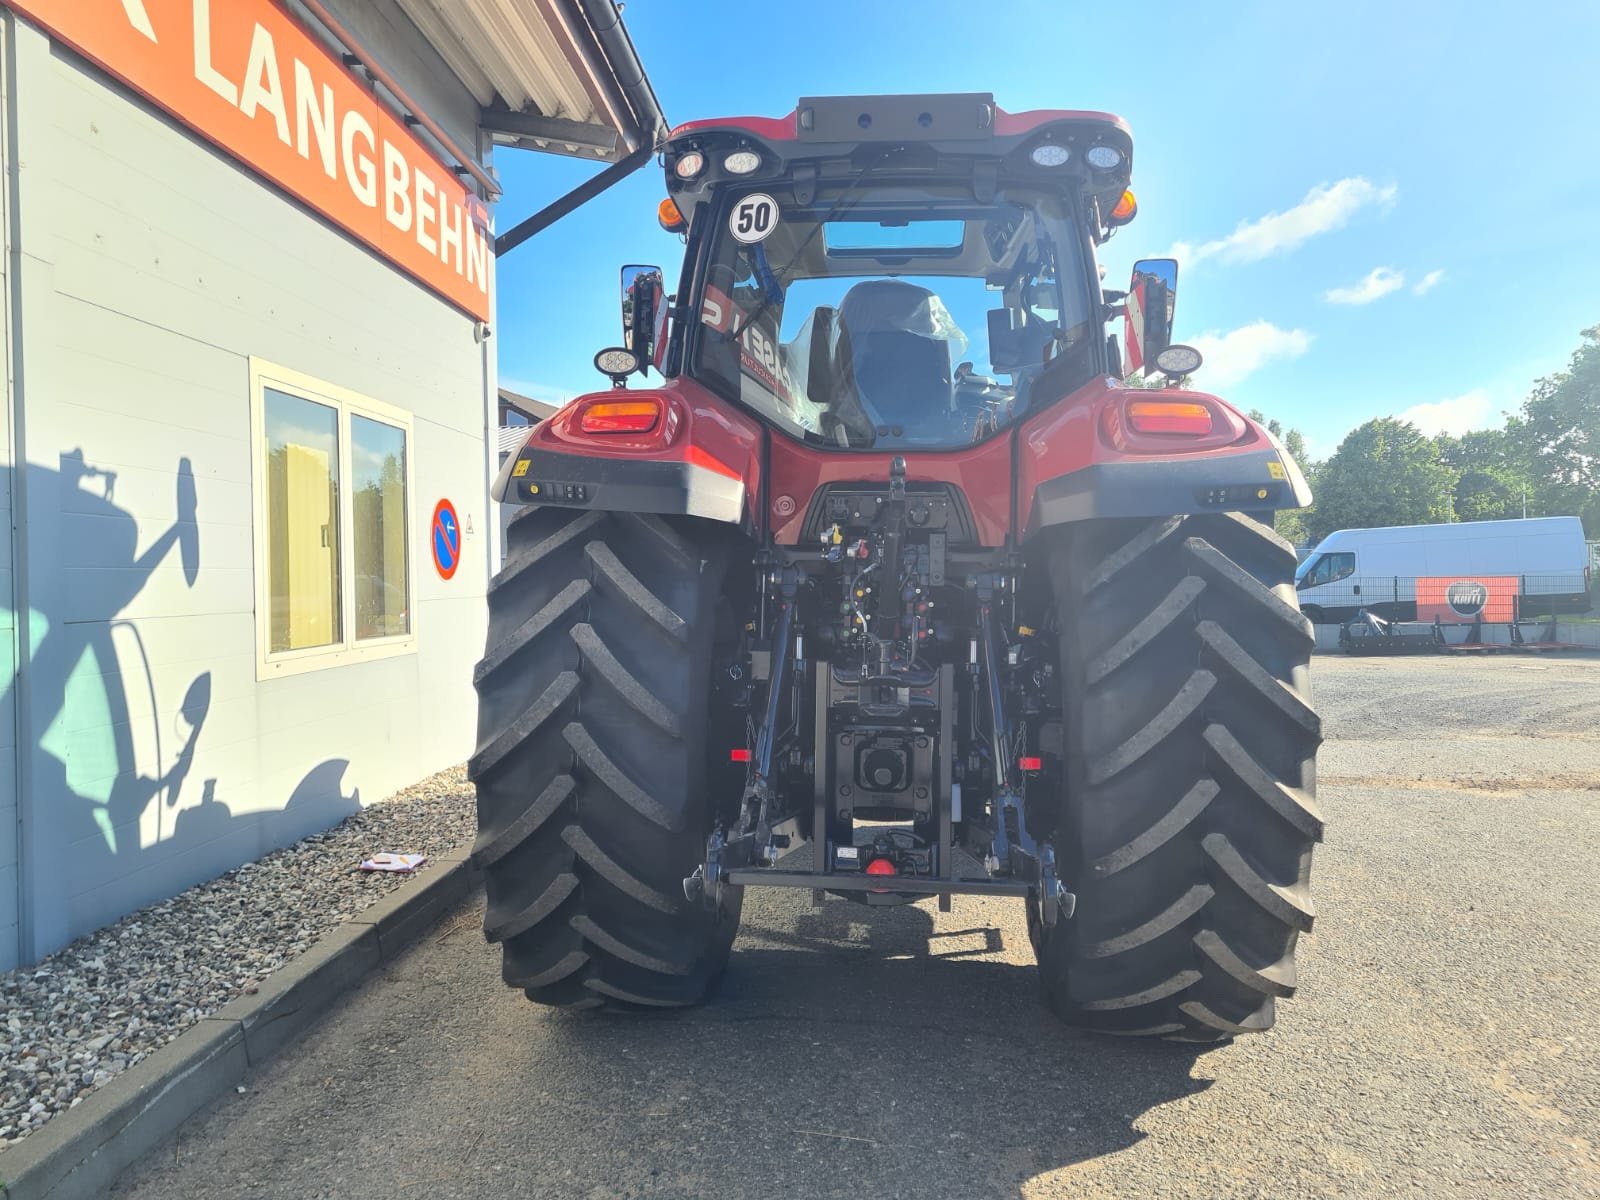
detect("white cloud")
[1413,269,1445,295]
[1171,178,1397,267]
[1397,389,1493,437]
[1189,321,1313,388]
[1325,266,1406,305]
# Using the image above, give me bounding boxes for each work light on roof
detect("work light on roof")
[1085,144,1124,170]
[1029,143,1071,168]
[723,150,761,175]
[673,151,705,179]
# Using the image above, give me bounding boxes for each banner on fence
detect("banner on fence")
[1416,576,1518,623]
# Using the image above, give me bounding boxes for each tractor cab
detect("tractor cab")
[618,94,1172,450]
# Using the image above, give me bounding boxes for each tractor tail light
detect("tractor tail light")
[730,748,751,762]
[1127,400,1213,435]
[579,400,661,434]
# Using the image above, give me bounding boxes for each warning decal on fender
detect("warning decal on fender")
[729,194,779,243]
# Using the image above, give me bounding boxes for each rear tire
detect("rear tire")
[470,507,743,1010]
[1035,512,1323,1038]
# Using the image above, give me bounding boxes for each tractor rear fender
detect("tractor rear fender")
[1018,375,1313,537]
[494,377,764,528]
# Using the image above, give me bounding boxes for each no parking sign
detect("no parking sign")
[432,498,461,580]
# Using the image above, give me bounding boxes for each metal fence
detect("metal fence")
[1296,572,1594,625]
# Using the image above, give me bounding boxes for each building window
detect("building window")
[351,414,410,640]
[251,360,415,676]
[265,389,342,652]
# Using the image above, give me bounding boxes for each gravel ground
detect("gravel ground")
[0,766,472,1154]
[109,654,1600,1199]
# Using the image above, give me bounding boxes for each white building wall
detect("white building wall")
[0,16,19,970]
[4,17,495,963]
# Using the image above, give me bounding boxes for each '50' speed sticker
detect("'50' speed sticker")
[729,194,779,244]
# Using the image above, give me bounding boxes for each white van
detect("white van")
[1295,516,1593,624]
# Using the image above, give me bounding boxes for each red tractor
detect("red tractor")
[475,94,1321,1039]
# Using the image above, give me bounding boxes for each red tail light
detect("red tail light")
[730,748,751,762]
[864,856,896,894]
[579,399,662,434]
[1018,756,1042,772]
[1127,400,1213,435]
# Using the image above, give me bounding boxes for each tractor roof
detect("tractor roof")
[667,93,1129,146]
[661,93,1133,228]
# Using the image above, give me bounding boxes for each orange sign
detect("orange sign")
[1416,576,1518,624]
[6,0,492,320]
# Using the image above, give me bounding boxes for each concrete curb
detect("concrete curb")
[0,848,480,1200]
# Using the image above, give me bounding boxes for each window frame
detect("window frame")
[249,357,417,679]
[684,181,1095,452]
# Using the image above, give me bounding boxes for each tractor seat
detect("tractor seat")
[834,280,956,434]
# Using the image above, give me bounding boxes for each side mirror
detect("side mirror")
[620,264,664,372]
[1124,258,1178,376]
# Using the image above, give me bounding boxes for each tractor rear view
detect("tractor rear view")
[474,94,1321,1038]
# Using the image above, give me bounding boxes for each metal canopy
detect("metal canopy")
[394,0,658,162]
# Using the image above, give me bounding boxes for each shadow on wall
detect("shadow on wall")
[4,451,362,959]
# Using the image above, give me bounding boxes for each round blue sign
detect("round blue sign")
[432,498,460,580]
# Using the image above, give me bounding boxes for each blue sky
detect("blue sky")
[493,0,1600,462]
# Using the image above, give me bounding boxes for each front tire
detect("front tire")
[470,507,742,1010]
[1035,512,1323,1038]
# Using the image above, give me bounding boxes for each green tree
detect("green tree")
[1433,427,1534,522]
[1519,325,1600,535]
[1310,418,1455,540]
